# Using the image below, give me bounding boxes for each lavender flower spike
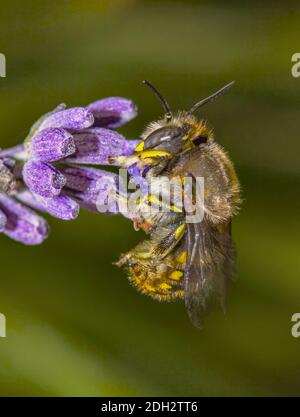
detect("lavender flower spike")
[66,128,140,165]
[30,128,76,162]
[23,160,66,198]
[16,190,46,213]
[0,194,49,245]
[87,97,137,129]
[38,107,94,132]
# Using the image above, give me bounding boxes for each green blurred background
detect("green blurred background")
[0,0,299,396]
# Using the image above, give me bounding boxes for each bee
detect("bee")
[114,80,241,328]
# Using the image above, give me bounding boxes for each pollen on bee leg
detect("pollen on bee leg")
[175,223,186,240]
[143,283,156,293]
[134,141,144,152]
[169,270,183,281]
[159,283,172,290]
[139,150,172,160]
[177,251,187,264]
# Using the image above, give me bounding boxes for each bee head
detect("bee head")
[136,80,234,156]
[139,120,211,155]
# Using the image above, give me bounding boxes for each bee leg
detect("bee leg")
[115,238,153,267]
[108,188,142,221]
[106,188,127,212]
[115,252,133,267]
[108,154,139,167]
[152,223,186,258]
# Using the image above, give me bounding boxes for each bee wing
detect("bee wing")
[184,220,234,328]
[175,147,236,327]
[177,147,237,223]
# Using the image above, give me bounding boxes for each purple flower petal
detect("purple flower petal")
[30,128,76,162]
[0,208,7,232]
[60,165,120,213]
[16,189,46,212]
[0,194,49,245]
[27,103,66,140]
[38,107,94,132]
[127,163,141,177]
[16,189,79,220]
[35,194,80,220]
[66,128,140,165]
[87,97,137,129]
[23,160,66,198]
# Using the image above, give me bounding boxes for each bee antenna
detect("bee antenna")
[187,81,235,115]
[143,80,172,122]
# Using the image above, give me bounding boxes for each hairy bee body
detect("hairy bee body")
[117,227,186,301]
[115,82,240,327]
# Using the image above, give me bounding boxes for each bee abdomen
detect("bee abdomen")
[129,263,184,301]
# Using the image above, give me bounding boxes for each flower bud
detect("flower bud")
[0,194,49,245]
[38,107,94,132]
[66,128,140,165]
[30,128,76,162]
[35,194,80,220]
[87,97,137,129]
[23,160,66,198]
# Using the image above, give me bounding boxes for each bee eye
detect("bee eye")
[193,135,207,145]
[144,126,184,150]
